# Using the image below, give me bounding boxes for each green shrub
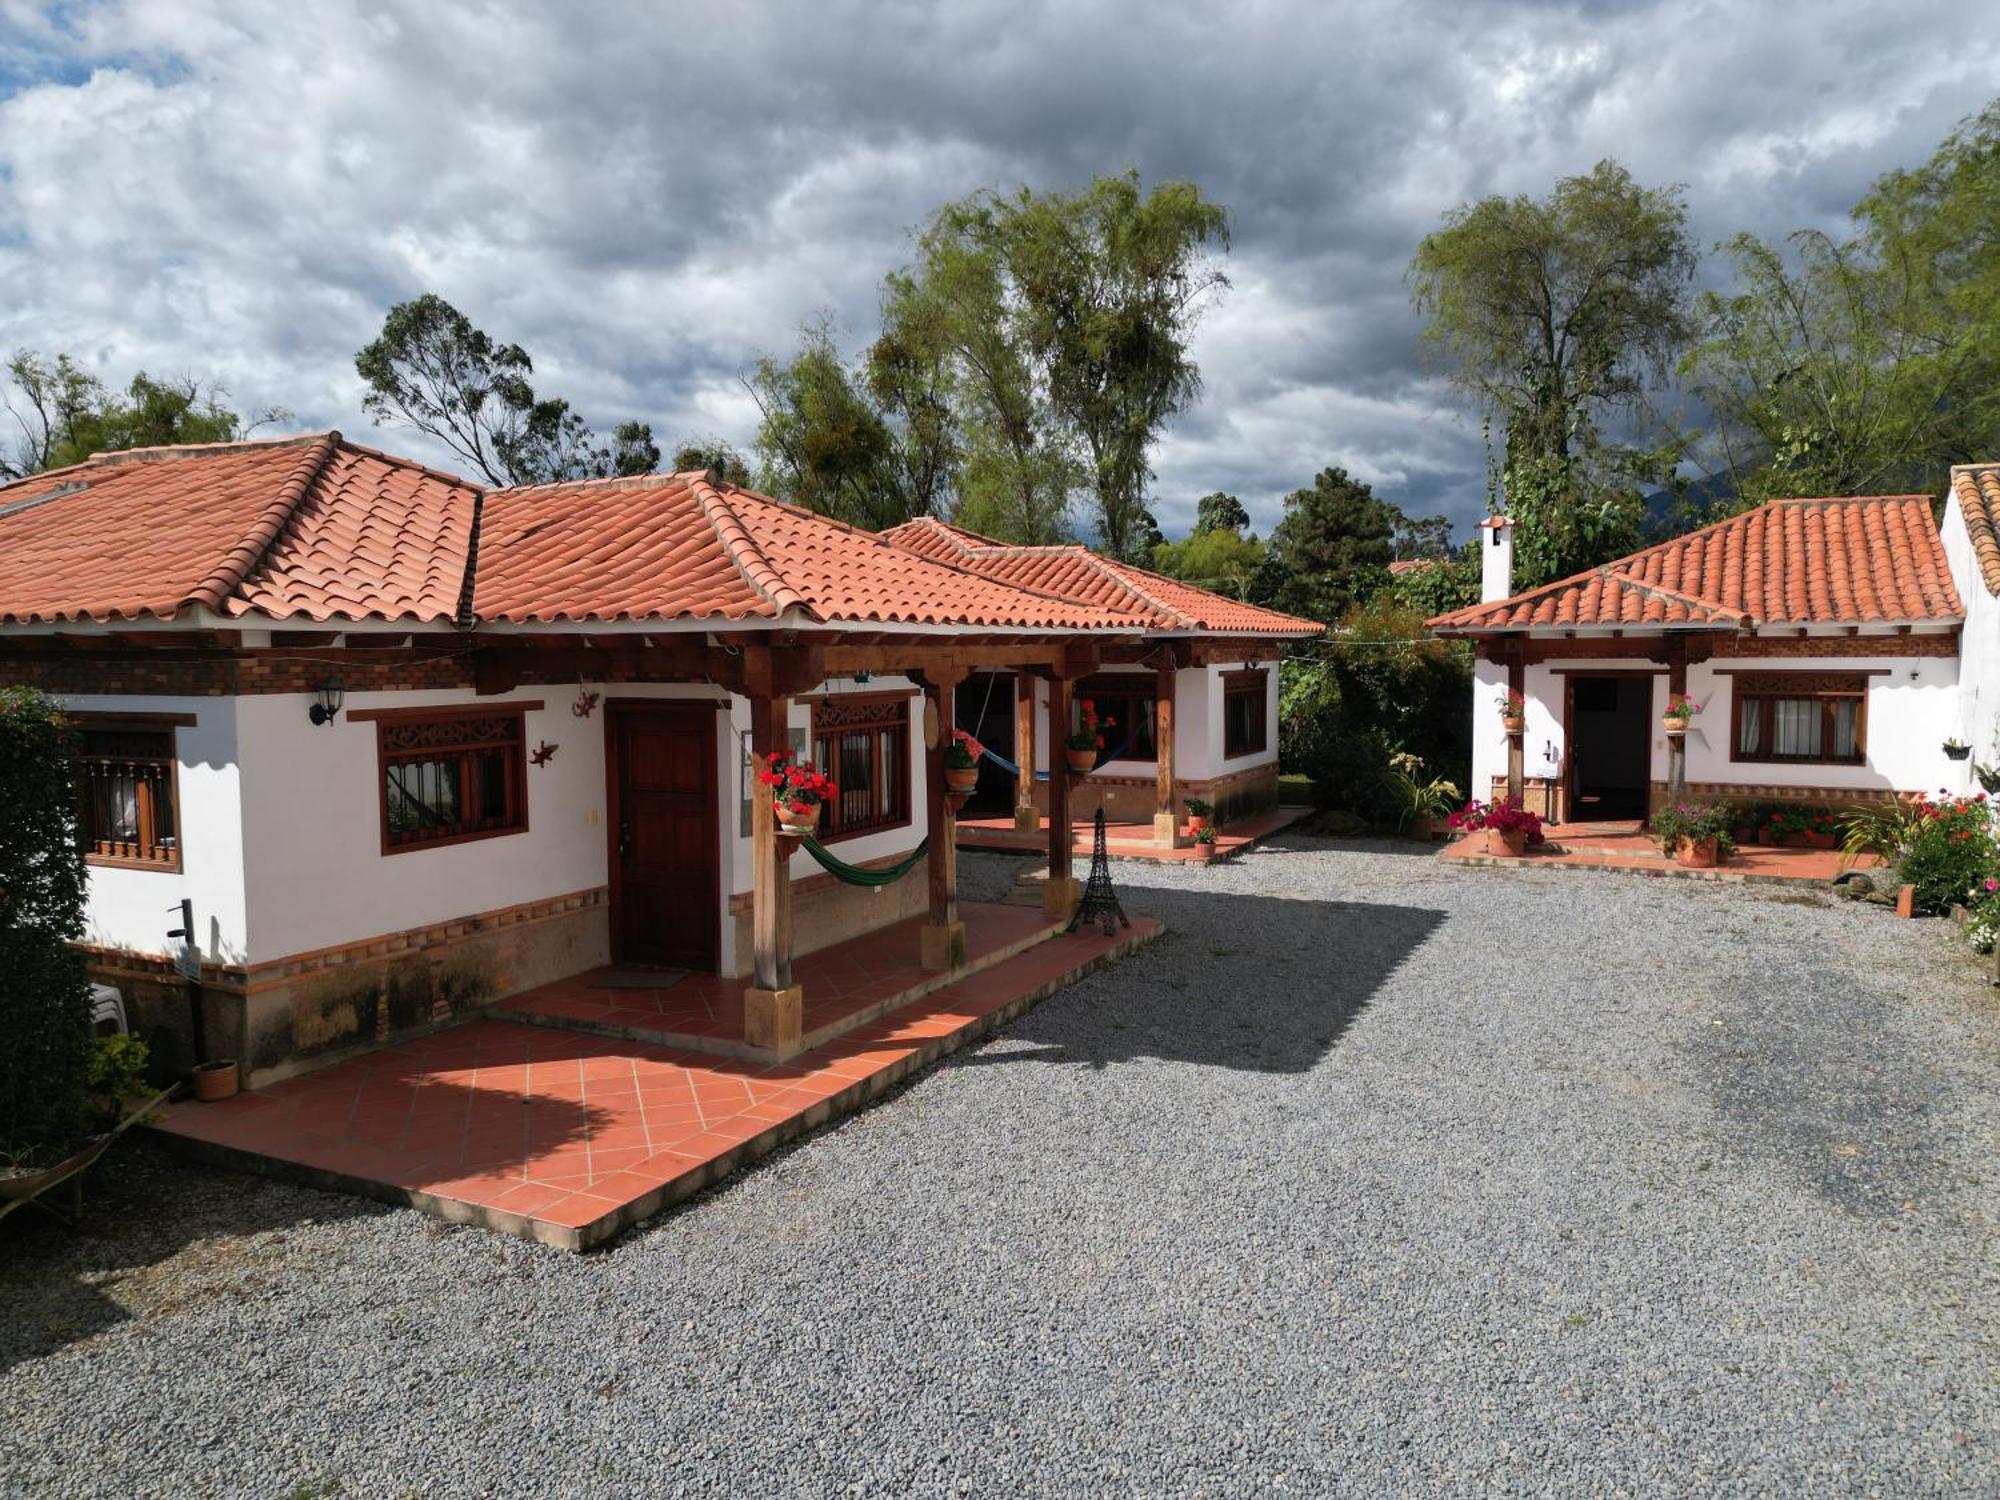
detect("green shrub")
[0,687,92,1152]
[1896,793,1996,914]
[85,1033,151,1119]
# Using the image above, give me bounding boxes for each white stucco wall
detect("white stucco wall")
[63,694,249,963]
[1477,642,1963,805]
[1942,491,1999,794]
[1055,659,1277,783]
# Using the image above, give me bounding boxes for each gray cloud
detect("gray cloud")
[1,0,1993,537]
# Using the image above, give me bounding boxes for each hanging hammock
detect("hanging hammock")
[798,834,931,887]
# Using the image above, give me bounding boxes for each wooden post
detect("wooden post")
[921,672,967,970]
[745,693,801,1052]
[1012,675,1039,834]
[1153,662,1181,847]
[1044,674,1080,918]
[1506,656,1525,807]
[1665,645,1688,815]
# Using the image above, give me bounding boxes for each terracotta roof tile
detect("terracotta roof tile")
[1952,465,2000,596]
[1429,496,1960,633]
[880,516,1324,637]
[473,474,1142,630]
[0,433,479,625]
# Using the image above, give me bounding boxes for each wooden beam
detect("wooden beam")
[1153,661,1179,847]
[1045,675,1077,917]
[1013,677,1038,833]
[920,675,965,970]
[748,693,793,994]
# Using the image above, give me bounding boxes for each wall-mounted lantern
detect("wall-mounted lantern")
[308,677,345,727]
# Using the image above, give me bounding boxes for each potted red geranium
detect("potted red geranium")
[1184,796,1212,836]
[1662,694,1697,737]
[1651,802,1735,868]
[760,749,836,834]
[1065,699,1111,774]
[1498,689,1526,737]
[1446,796,1545,858]
[944,728,981,795]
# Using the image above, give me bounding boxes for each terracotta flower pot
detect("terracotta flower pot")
[944,764,979,794]
[776,801,822,835]
[1784,830,1836,850]
[1675,834,1719,868]
[1487,827,1528,857]
[1195,842,1217,862]
[1662,718,1689,737]
[1064,747,1097,774]
[1186,814,1209,836]
[1500,715,1525,736]
[192,1059,239,1103]
[1407,815,1434,843]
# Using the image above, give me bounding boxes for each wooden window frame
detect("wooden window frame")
[811,692,914,845]
[366,703,532,855]
[1075,674,1159,766]
[1222,668,1269,759]
[75,712,192,872]
[1729,672,1869,767]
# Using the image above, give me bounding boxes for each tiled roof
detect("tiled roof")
[0,434,479,625]
[880,516,1324,637]
[1951,465,2000,595]
[1429,496,1961,633]
[472,473,1140,629]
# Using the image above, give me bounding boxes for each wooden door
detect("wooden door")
[607,703,719,969]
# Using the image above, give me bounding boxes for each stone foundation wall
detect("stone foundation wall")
[726,851,932,977]
[84,888,610,1088]
[1488,775,1565,822]
[1643,781,1912,817]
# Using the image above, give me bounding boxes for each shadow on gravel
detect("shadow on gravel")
[0,1139,388,1373]
[965,888,1447,1074]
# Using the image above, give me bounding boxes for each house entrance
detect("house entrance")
[606,702,720,970]
[1566,675,1653,822]
[956,671,1018,817]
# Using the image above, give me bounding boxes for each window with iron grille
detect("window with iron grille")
[377,709,528,852]
[1223,668,1269,758]
[77,722,180,869]
[812,694,912,841]
[1730,673,1867,766]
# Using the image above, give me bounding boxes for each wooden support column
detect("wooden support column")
[1044,675,1080,919]
[1506,656,1525,805]
[1665,641,1688,813]
[1153,662,1182,847]
[744,692,801,1053]
[921,671,968,971]
[1012,676,1039,834]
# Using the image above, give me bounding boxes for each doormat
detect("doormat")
[591,968,689,990]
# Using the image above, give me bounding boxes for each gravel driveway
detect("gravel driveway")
[6,840,2000,1496]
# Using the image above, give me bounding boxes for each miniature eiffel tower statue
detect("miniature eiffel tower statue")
[1068,807,1131,937]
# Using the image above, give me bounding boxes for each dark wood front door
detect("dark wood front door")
[607,703,719,969]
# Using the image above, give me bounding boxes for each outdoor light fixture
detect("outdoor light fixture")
[308,677,345,727]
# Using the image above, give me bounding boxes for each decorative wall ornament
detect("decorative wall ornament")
[572,684,601,718]
[531,741,558,767]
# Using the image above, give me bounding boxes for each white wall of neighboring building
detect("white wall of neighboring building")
[1942,490,1999,793]
[63,693,249,963]
[1026,659,1277,783]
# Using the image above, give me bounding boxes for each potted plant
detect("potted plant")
[1388,751,1459,842]
[1192,824,1220,860]
[1944,738,1972,761]
[944,728,981,794]
[1498,688,1526,737]
[1184,796,1212,836]
[1446,796,1545,858]
[1662,693,1698,737]
[759,749,837,834]
[1651,802,1736,868]
[1065,698,1112,774]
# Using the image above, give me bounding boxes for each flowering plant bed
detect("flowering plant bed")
[1894,791,1995,914]
[1752,804,1843,848]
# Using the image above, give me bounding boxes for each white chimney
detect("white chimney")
[1479,515,1515,603]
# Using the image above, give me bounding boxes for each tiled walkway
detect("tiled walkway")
[1442,820,1878,884]
[495,902,1058,1057]
[152,914,1164,1249]
[955,804,1308,862]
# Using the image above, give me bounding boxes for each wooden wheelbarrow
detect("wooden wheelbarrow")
[0,1086,175,1228]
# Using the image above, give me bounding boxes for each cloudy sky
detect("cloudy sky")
[1,1,1994,539]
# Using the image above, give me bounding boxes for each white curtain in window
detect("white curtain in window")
[1772,698,1821,758]
[1830,699,1860,759]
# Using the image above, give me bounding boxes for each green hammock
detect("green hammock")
[798,834,931,887]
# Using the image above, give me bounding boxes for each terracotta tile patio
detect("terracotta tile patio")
[955,803,1309,863]
[1442,820,1879,885]
[494,901,1059,1058]
[150,913,1164,1250]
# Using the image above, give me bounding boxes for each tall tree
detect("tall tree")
[355,293,657,487]
[1410,160,1696,586]
[746,321,911,528]
[2,351,286,479]
[1150,525,1266,599]
[1193,490,1250,535]
[671,440,753,486]
[864,303,960,518]
[1254,466,1397,623]
[1391,510,1455,560]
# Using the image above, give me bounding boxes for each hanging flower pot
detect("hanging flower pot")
[1662,718,1688,738]
[944,765,979,794]
[1064,747,1097,775]
[1064,700,1111,775]
[944,728,982,793]
[760,749,834,837]
[776,800,822,835]
[1662,693,1698,739]
[1497,688,1526,737]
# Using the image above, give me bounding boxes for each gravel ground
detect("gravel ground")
[6,839,2000,1497]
